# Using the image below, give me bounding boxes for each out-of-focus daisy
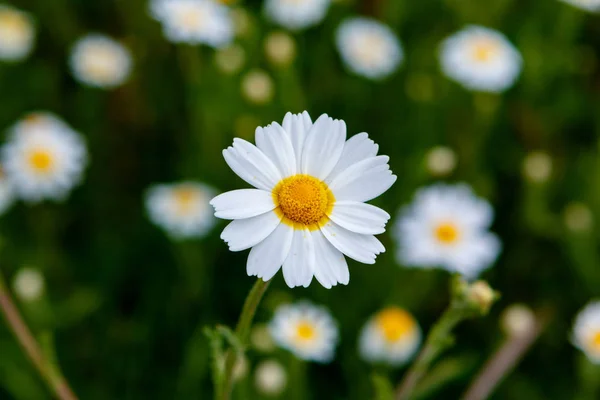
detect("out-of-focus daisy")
[0,5,34,62]
[269,302,338,363]
[12,268,44,302]
[559,0,600,12]
[501,304,535,337]
[150,0,234,48]
[254,359,287,396]
[572,301,600,364]
[0,167,15,215]
[359,306,421,366]
[264,0,331,31]
[425,146,456,177]
[336,17,403,80]
[214,44,245,74]
[241,69,274,105]
[1,112,88,202]
[264,31,296,67]
[564,202,593,233]
[210,111,395,288]
[439,25,522,93]
[393,183,501,278]
[522,151,552,183]
[70,34,132,89]
[146,181,216,239]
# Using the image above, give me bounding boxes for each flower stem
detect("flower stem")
[0,271,78,400]
[218,278,271,400]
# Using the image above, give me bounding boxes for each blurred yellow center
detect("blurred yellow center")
[590,331,600,351]
[273,174,334,230]
[174,187,198,213]
[28,150,54,173]
[435,222,459,244]
[296,322,315,341]
[179,9,206,29]
[376,307,416,342]
[472,40,498,62]
[0,11,27,35]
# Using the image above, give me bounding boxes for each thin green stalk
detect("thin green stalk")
[0,271,78,400]
[218,278,271,400]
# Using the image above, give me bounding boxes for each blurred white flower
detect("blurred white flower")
[358,306,421,366]
[393,183,501,278]
[425,146,456,177]
[0,167,15,215]
[241,70,274,104]
[70,35,132,89]
[501,304,536,337]
[264,31,296,67]
[264,0,331,31]
[336,17,403,80]
[210,111,395,288]
[439,25,522,93]
[214,44,245,74]
[269,301,338,363]
[522,151,552,183]
[572,301,600,364]
[558,0,600,12]
[150,0,234,48]
[0,5,34,62]
[254,359,287,396]
[1,112,88,202]
[564,202,593,233]
[145,181,216,239]
[12,268,45,302]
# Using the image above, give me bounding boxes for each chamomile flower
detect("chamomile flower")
[264,0,331,31]
[1,112,87,202]
[559,0,600,12]
[150,0,234,48]
[269,302,338,363]
[0,167,15,215]
[572,301,600,364]
[439,25,522,93]
[70,34,133,89]
[336,17,403,80]
[145,181,217,239]
[0,5,35,62]
[359,307,421,366]
[393,183,501,278]
[210,111,396,289]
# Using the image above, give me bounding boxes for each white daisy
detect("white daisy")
[269,301,338,363]
[1,112,88,202]
[572,301,600,364]
[393,183,501,278]
[0,5,35,62]
[254,359,287,396]
[264,0,331,31]
[0,166,15,215]
[150,0,234,48]
[70,34,133,89]
[210,111,396,289]
[359,306,421,366]
[335,17,403,80]
[439,25,522,93]
[145,181,217,239]
[559,0,600,12]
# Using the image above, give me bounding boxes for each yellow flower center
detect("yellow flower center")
[296,321,315,341]
[434,222,459,244]
[589,331,600,351]
[471,39,498,63]
[173,187,198,214]
[0,10,28,37]
[376,307,416,343]
[28,149,54,173]
[272,174,334,230]
[179,8,206,30]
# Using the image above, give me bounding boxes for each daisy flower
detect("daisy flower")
[336,17,403,80]
[145,181,217,239]
[1,112,88,202]
[150,0,234,48]
[393,183,501,278]
[358,306,421,366]
[572,301,600,364]
[439,25,522,93]
[264,0,331,31]
[210,111,396,289]
[70,34,133,89]
[0,167,15,215]
[559,0,600,12]
[0,5,35,62]
[269,301,338,363]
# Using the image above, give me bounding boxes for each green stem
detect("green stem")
[218,278,271,400]
[0,271,78,400]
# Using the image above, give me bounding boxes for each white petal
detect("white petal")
[210,189,275,219]
[311,230,349,289]
[222,138,281,190]
[326,133,379,183]
[301,114,347,179]
[329,201,390,235]
[282,111,313,171]
[247,223,294,281]
[221,212,281,251]
[282,228,315,288]
[255,123,297,177]
[320,221,384,264]
[329,156,396,202]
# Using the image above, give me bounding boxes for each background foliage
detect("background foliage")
[1,0,600,399]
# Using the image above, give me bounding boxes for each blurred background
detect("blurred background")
[0,0,599,399]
